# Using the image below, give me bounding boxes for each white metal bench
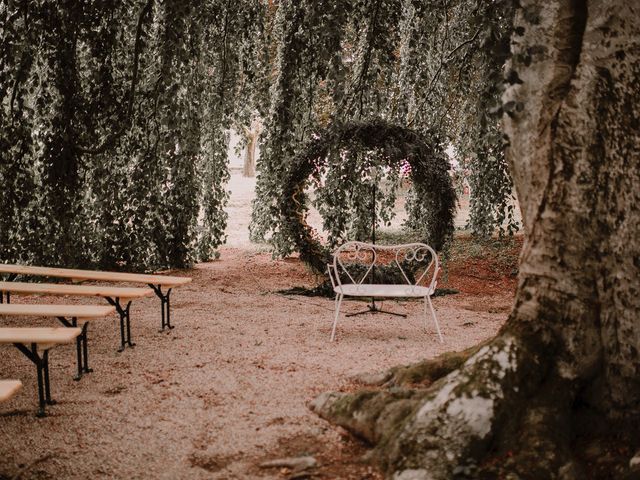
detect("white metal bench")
[327,241,443,342]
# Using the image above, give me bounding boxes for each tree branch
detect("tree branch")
[408,27,482,127]
[77,0,154,155]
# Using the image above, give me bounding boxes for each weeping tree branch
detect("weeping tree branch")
[407,27,481,127]
[344,0,383,118]
[77,0,154,155]
[216,0,231,111]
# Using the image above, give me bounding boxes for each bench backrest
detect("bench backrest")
[328,241,439,290]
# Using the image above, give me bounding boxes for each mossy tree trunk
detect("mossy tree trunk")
[312,1,640,478]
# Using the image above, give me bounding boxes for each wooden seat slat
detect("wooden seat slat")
[0,264,191,287]
[0,304,115,319]
[0,281,153,300]
[0,327,82,344]
[0,380,22,402]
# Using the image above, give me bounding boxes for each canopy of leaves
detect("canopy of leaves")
[1,0,515,270]
[0,0,263,271]
[250,0,516,252]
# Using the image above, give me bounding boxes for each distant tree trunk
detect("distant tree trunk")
[311,1,640,478]
[242,119,261,177]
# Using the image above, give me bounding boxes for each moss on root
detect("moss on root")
[387,341,490,387]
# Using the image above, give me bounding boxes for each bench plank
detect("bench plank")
[0,380,22,402]
[334,284,433,298]
[0,281,153,300]
[0,304,115,319]
[0,264,191,287]
[0,327,82,344]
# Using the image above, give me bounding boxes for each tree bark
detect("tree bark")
[242,123,260,177]
[312,1,640,478]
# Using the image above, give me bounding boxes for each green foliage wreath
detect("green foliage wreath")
[278,119,457,273]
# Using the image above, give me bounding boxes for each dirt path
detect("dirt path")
[0,247,512,479]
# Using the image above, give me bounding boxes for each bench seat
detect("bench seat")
[334,284,434,298]
[0,263,192,332]
[0,281,155,351]
[0,264,191,287]
[0,326,82,343]
[0,304,115,380]
[0,380,22,402]
[0,303,115,319]
[0,327,81,416]
[0,281,153,300]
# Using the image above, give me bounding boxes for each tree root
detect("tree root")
[384,341,490,387]
[310,334,580,479]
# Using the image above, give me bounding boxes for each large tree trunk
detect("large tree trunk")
[312,1,640,478]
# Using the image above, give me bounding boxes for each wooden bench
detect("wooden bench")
[0,327,81,416]
[0,379,22,402]
[327,241,443,342]
[0,264,192,333]
[0,304,115,380]
[0,281,153,351]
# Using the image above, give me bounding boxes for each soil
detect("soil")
[0,238,517,480]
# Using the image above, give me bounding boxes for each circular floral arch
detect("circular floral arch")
[278,119,457,273]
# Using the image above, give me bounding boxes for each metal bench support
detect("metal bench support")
[0,273,17,303]
[345,299,408,318]
[56,317,92,380]
[105,297,134,351]
[12,343,53,417]
[149,285,174,331]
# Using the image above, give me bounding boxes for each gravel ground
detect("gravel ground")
[0,248,512,479]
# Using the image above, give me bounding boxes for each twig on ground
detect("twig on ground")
[11,453,55,480]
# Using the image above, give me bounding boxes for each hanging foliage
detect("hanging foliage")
[251,0,517,256]
[278,119,456,273]
[0,0,263,271]
[2,0,516,270]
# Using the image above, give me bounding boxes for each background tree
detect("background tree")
[311,1,640,478]
[0,0,263,270]
[242,116,262,177]
[249,0,517,255]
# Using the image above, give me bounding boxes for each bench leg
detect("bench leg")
[425,296,443,343]
[105,297,135,351]
[57,317,93,379]
[12,343,51,417]
[149,285,174,331]
[75,325,83,380]
[118,303,126,351]
[330,294,344,342]
[36,351,46,417]
[43,349,55,405]
[0,274,16,304]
